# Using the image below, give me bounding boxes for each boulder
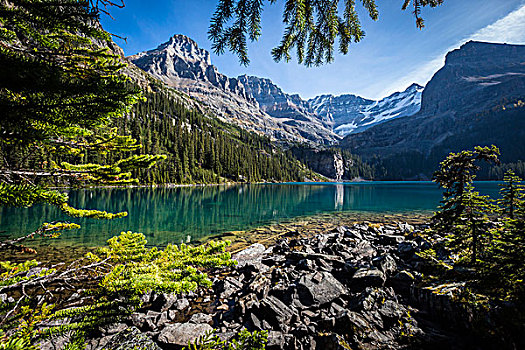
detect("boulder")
[397,241,418,258]
[378,300,406,325]
[157,322,213,348]
[372,255,397,276]
[173,298,190,311]
[351,268,386,290]
[232,243,266,267]
[297,271,347,306]
[393,270,415,282]
[248,274,271,299]
[265,331,284,349]
[95,327,161,350]
[258,295,294,329]
[188,313,213,325]
[216,277,243,299]
[398,223,414,233]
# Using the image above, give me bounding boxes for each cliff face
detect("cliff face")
[341,41,525,178]
[421,41,525,117]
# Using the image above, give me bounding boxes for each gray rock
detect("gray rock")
[266,331,286,349]
[259,295,294,329]
[216,277,243,299]
[372,255,397,276]
[232,243,266,267]
[101,323,128,335]
[351,268,386,290]
[397,241,418,257]
[131,312,146,329]
[352,240,376,260]
[157,322,213,347]
[379,300,406,322]
[174,298,190,311]
[248,274,271,299]
[393,270,415,282]
[96,327,161,350]
[189,312,213,325]
[144,310,161,331]
[297,271,347,306]
[334,310,372,336]
[398,222,414,233]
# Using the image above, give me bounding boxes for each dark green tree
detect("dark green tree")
[432,145,500,231]
[447,183,498,264]
[209,0,444,66]
[498,170,525,219]
[481,172,525,299]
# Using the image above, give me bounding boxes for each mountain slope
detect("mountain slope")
[309,84,423,136]
[341,41,525,179]
[129,35,339,145]
[237,75,336,141]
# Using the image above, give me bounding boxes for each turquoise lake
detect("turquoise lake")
[0,182,502,247]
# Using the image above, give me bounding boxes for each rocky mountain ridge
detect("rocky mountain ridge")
[128,34,424,144]
[129,35,339,145]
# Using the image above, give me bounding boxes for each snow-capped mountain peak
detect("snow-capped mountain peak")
[308,84,423,136]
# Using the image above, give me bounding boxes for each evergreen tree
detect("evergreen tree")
[498,170,525,219]
[432,145,500,232]
[481,172,525,299]
[446,184,497,264]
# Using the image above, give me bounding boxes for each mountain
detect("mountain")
[341,41,525,179]
[129,35,339,145]
[237,75,335,140]
[309,84,423,136]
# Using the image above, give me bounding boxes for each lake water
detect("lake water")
[0,182,502,247]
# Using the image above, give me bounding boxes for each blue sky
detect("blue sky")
[101,0,525,100]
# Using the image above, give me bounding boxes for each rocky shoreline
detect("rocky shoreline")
[41,220,523,350]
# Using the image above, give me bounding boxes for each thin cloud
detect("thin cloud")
[379,3,525,98]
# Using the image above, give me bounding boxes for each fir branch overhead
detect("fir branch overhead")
[209,0,444,66]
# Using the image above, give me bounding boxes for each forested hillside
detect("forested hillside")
[112,89,319,184]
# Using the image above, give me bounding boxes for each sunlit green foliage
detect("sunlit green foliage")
[90,231,236,295]
[0,0,166,242]
[480,172,525,300]
[0,231,235,348]
[422,148,525,302]
[497,170,525,219]
[445,184,498,264]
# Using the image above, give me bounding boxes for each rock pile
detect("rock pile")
[77,222,445,350]
[34,219,497,350]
